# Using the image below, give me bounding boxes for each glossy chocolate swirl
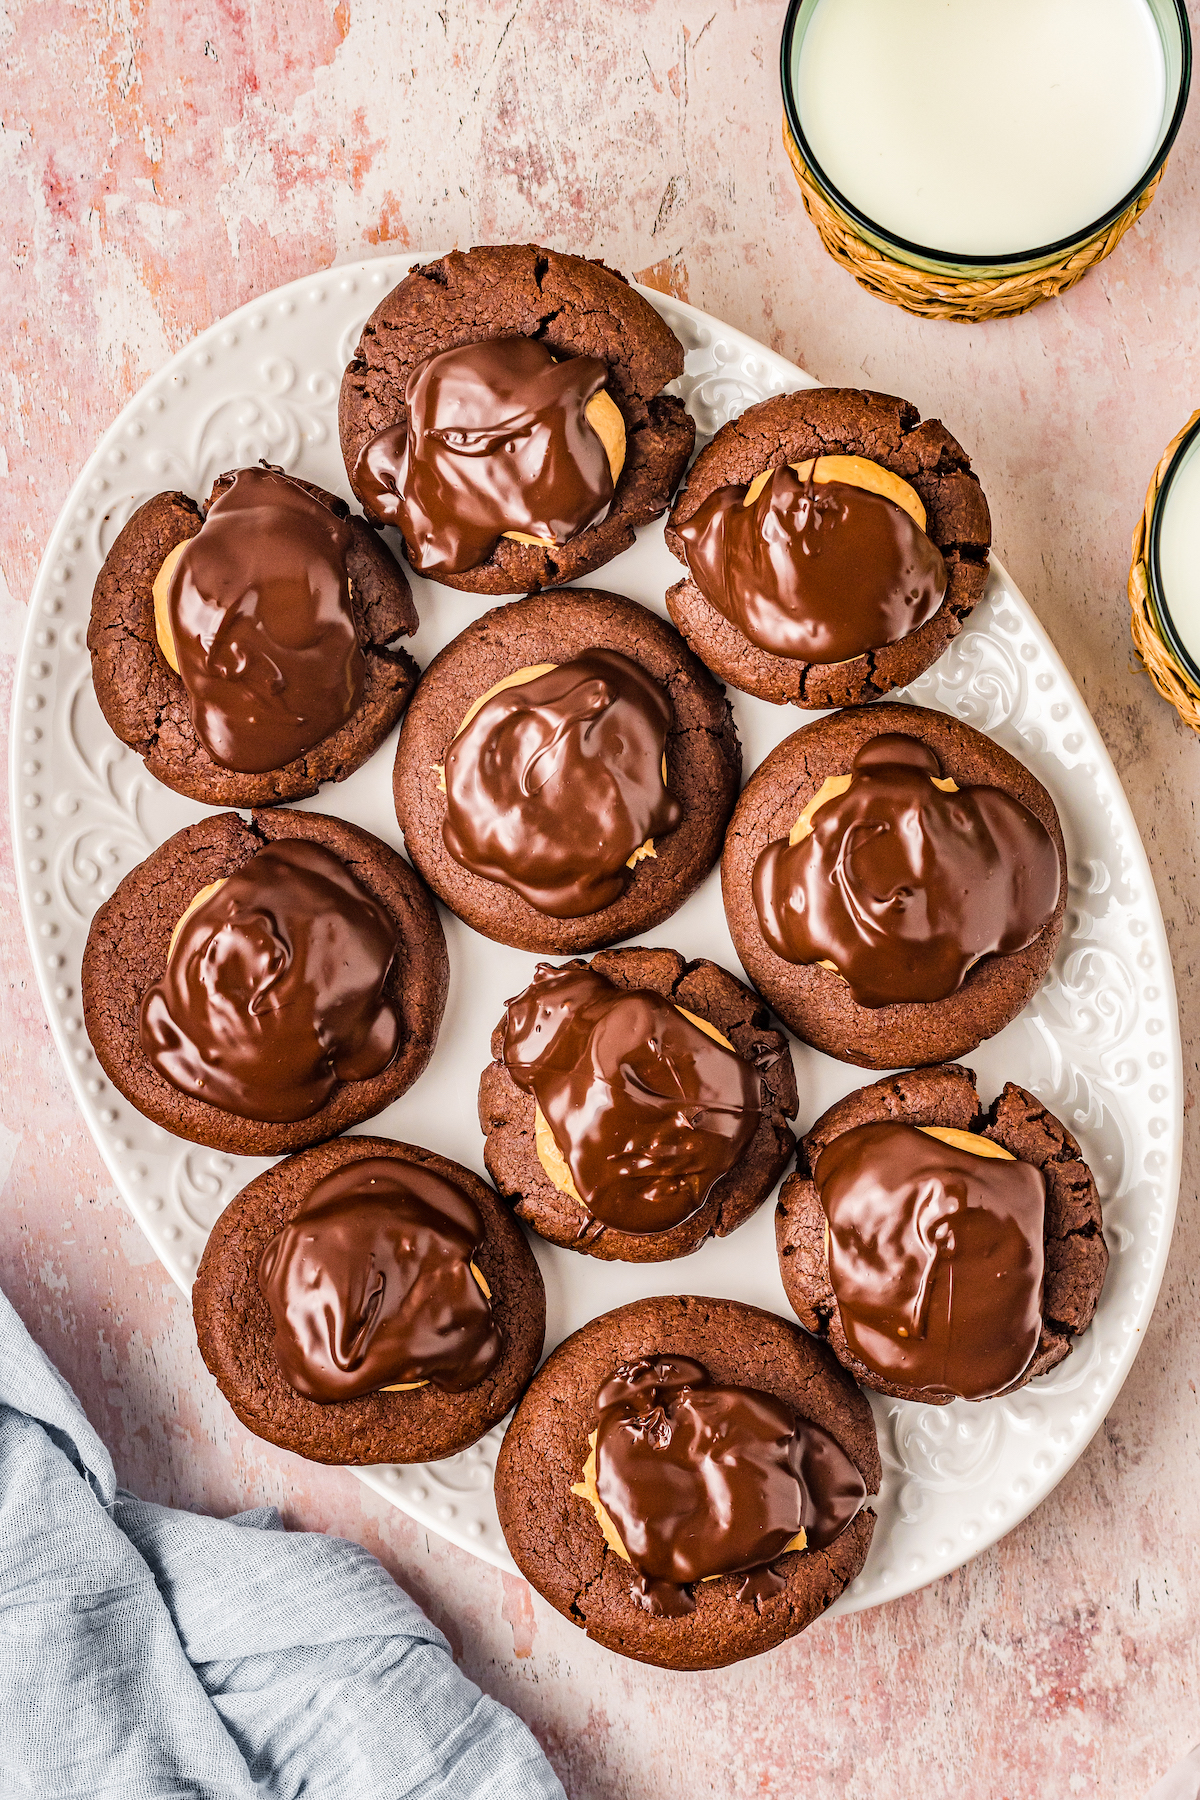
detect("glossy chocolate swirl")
[139,839,400,1122]
[815,1121,1046,1401]
[258,1157,502,1403]
[676,464,947,664]
[353,336,614,572]
[443,650,682,918]
[502,962,761,1235]
[593,1357,866,1615]
[167,466,363,772]
[752,734,1061,1007]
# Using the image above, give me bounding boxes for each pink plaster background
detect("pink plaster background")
[2,4,1199,1794]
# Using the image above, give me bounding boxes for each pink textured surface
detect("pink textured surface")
[2,4,1198,1794]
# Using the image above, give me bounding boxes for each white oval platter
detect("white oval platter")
[11,253,1182,1619]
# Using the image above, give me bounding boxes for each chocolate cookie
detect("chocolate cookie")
[394,589,741,952]
[338,244,694,593]
[193,1136,545,1464]
[721,703,1066,1067]
[494,1295,879,1670]
[775,1064,1109,1401]
[479,946,799,1262]
[664,388,990,708]
[88,467,420,806]
[81,808,448,1156]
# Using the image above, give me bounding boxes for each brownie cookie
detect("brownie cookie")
[338,244,694,593]
[88,466,420,806]
[193,1136,545,1464]
[775,1064,1109,1401]
[664,388,990,708]
[479,946,798,1262]
[81,808,448,1156]
[394,589,741,952]
[722,703,1066,1067]
[494,1296,879,1670]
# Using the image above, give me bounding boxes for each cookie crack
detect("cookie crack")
[1041,1316,1081,1341]
[531,306,565,341]
[943,540,990,563]
[568,1561,608,1623]
[1048,1220,1102,1251]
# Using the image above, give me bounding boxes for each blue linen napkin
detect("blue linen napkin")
[0,1285,564,1800]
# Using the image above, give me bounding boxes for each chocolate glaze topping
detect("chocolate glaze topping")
[502,962,761,1235]
[443,649,682,918]
[677,465,947,664]
[752,734,1061,1007]
[139,839,400,1122]
[258,1156,502,1403]
[815,1121,1046,1401]
[167,466,363,773]
[353,336,615,573]
[593,1356,866,1616]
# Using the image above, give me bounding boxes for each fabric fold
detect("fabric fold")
[0,1287,563,1800]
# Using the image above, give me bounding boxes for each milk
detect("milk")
[1156,434,1200,673]
[793,0,1168,257]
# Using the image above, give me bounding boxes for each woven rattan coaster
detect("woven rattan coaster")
[783,120,1163,324]
[1129,410,1200,731]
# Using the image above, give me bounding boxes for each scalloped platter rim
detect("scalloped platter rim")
[10,253,1182,1624]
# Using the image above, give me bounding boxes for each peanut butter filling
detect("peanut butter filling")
[918,1126,1014,1161]
[432,663,558,795]
[534,1006,736,1206]
[504,387,626,546]
[152,532,357,680]
[456,664,559,736]
[570,1429,806,1567]
[823,1125,1015,1264]
[436,660,667,870]
[380,1260,492,1391]
[152,538,194,672]
[789,769,958,849]
[146,841,402,1125]
[704,456,932,670]
[742,454,926,532]
[167,878,227,958]
[789,769,959,979]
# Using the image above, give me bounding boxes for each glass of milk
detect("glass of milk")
[1151,420,1200,692]
[781,0,1191,275]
